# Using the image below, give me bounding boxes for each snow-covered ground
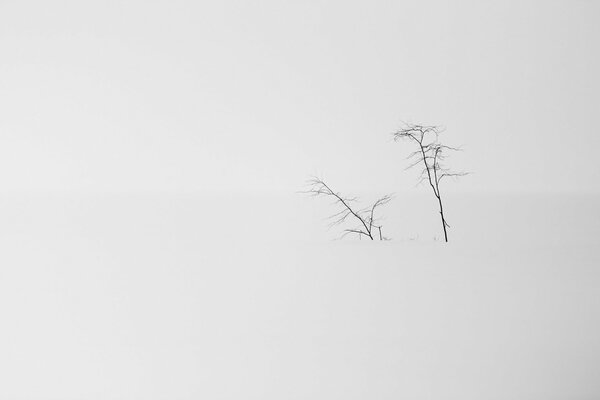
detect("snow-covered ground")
[1,192,599,399]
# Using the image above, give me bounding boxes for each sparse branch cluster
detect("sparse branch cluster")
[393,124,467,242]
[305,122,467,242]
[304,177,392,240]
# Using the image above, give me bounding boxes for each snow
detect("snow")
[0,192,599,399]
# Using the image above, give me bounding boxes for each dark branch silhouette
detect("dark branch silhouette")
[393,123,467,242]
[303,177,392,240]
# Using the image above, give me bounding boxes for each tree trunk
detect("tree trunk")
[436,196,448,242]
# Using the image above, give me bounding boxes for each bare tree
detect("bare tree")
[392,124,466,242]
[304,177,392,240]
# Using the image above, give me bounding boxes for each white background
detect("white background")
[1,0,599,195]
[1,1,599,399]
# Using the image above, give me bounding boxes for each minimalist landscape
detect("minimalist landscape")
[1,1,599,399]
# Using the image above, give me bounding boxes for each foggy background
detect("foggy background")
[1,1,600,399]
[1,0,599,195]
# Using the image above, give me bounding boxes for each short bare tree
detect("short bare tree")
[393,124,466,242]
[304,177,392,240]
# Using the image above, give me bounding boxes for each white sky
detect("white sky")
[1,0,599,194]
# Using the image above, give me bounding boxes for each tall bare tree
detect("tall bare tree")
[393,124,466,242]
[304,177,392,240]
